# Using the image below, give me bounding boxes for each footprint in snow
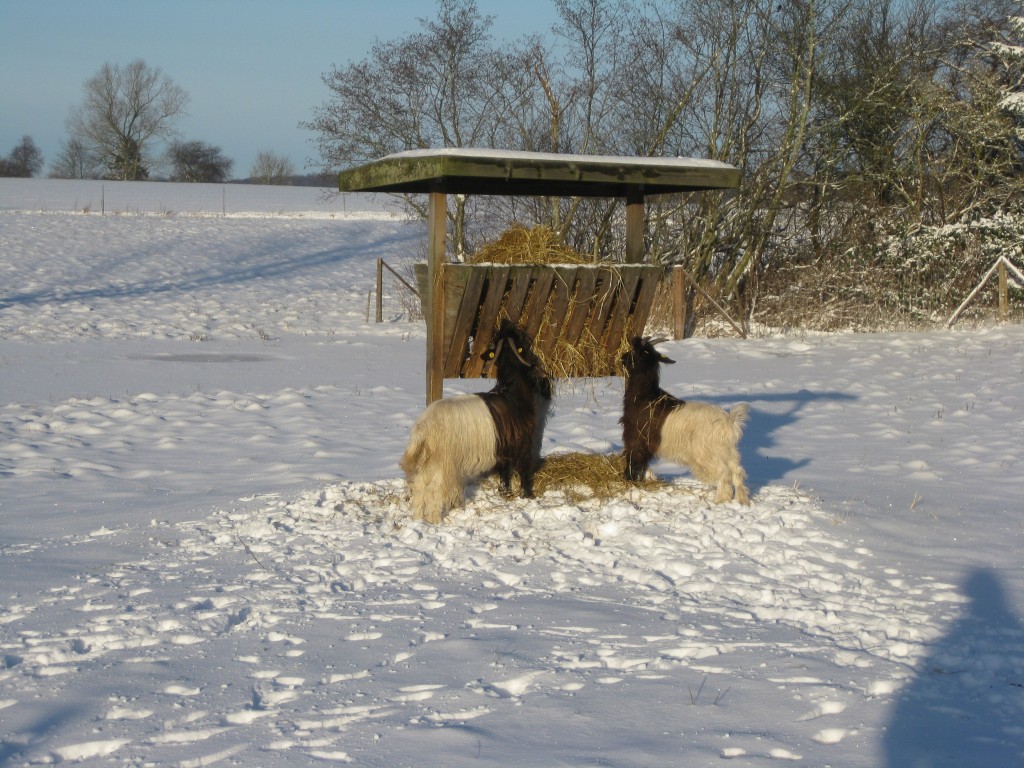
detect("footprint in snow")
[798,700,847,720]
[480,670,546,698]
[812,728,850,745]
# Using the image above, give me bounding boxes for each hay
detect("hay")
[532,451,666,501]
[532,319,632,380]
[464,223,650,378]
[467,223,591,265]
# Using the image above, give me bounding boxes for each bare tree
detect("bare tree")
[305,0,509,255]
[168,141,233,183]
[303,0,1024,327]
[67,59,189,181]
[49,138,101,179]
[249,150,295,184]
[307,0,499,166]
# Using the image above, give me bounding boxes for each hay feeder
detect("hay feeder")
[339,148,740,402]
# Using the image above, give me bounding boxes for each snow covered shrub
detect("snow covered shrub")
[753,209,1024,331]
[877,212,1024,324]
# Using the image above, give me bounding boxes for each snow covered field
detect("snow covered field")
[1,178,1022,766]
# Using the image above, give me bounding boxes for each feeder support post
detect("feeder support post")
[625,189,645,264]
[426,190,447,405]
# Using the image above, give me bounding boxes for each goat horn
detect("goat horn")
[510,344,531,366]
[490,337,505,362]
[491,337,532,367]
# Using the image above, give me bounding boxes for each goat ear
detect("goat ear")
[659,353,676,364]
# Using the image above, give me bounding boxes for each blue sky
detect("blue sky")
[0,0,558,178]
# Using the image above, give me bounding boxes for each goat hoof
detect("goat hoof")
[415,509,442,524]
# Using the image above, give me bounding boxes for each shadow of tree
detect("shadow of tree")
[884,567,1024,767]
[0,702,83,763]
[0,223,421,309]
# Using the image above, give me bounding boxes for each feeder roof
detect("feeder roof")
[337,148,740,198]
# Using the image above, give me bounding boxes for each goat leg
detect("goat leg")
[517,457,535,498]
[624,447,653,482]
[496,462,514,497]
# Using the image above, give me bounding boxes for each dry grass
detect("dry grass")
[467,223,591,265]
[532,451,666,501]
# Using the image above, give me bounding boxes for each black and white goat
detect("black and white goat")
[620,336,750,504]
[400,320,552,523]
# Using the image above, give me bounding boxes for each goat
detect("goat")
[400,320,552,523]
[620,336,750,504]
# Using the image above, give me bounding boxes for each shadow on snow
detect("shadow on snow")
[884,567,1024,767]
[0,224,421,309]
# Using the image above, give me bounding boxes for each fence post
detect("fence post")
[376,258,384,323]
[998,259,1008,322]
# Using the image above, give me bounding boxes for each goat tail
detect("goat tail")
[726,403,751,505]
[399,421,428,479]
[728,402,750,435]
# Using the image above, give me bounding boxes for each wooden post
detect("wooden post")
[998,259,1009,322]
[625,189,644,264]
[426,190,447,404]
[375,258,384,323]
[672,266,687,339]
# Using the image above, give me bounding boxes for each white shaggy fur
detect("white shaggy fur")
[400,395,497,524]
[658,401,750,504]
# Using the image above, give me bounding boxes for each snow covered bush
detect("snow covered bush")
[748,206,1024,332]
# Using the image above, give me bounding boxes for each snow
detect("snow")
[2,178,1023,766]
[376,146,738,170]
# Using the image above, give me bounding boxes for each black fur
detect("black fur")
[479,320,552,498]
[620,336,684,481]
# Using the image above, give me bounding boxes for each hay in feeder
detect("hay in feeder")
[468,223,591,265]
[462,223,654,378]
[532,451,666,502]
[532,316,632,380]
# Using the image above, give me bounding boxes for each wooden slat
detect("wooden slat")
[536,266,575,362]
[461,266,510,377]
[582,270,624,374]
[587,270,621,342]
[443,266,487,377]
[502,265,535,324]
[560,268,599,348]
[631,270,663,336]
[603,268,643,358]
[415,262,664,380]
[520,268,555,340]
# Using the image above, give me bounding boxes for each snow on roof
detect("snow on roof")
[384,146,737,170]
[338,147,741,197]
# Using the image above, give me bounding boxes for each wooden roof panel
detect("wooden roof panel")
[338,148,740,197]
